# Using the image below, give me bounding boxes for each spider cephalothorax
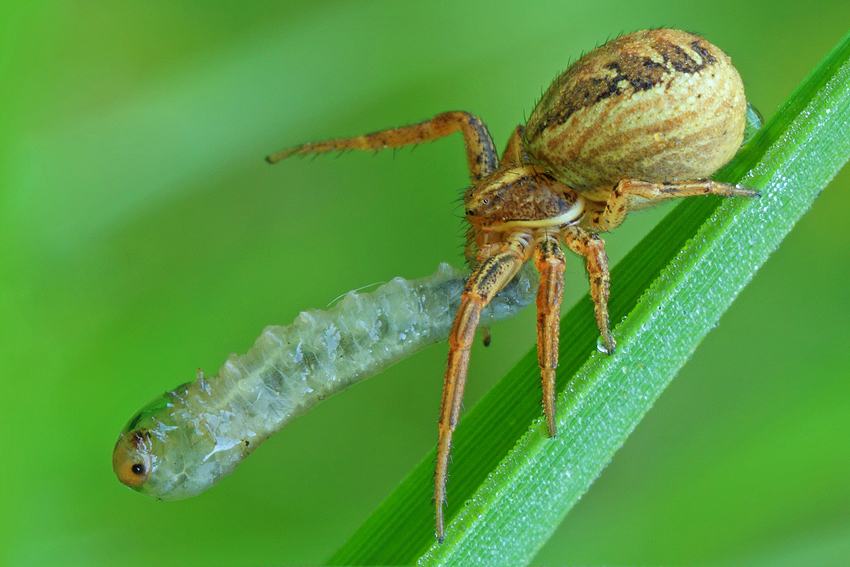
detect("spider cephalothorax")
[267,28,758,541]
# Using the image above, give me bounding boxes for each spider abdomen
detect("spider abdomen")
[523,29,747,200]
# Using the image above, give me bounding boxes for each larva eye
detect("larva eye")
[112,430,152,488]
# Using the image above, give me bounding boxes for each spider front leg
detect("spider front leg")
[533,233,566,437]
[267,111,499,180]
[435,232,533,542]
[476,124,529,347]
[470,237,505,348]
[561,226,615,354]
[589,178,760,231]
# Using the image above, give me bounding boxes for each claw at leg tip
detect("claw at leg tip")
[597,337,616,355]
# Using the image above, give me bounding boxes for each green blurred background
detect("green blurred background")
[2,1,848,566]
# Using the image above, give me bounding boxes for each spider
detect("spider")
[267,29,758,541]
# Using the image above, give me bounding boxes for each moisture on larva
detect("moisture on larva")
[112,263,537,501]
[115,28,758,544]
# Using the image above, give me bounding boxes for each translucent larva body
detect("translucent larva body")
[113,263,537,499]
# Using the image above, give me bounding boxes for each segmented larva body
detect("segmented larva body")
[113,263,537,499]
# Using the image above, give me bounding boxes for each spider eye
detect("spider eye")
[482,198,489,204]
[131,463,146,475]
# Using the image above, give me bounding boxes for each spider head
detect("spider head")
[464,165,583,230]
[464,181,506,228]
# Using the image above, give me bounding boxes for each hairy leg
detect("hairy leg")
[588,178,760,231]
[471,236,507,347]
[473,124,528,347]
[533,233,566,436]
[561,226,614,354]
[435,232,533,542]
[500,124,526,166]
[267,111,499,180]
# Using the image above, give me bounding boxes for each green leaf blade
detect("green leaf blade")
[329,29,850,567]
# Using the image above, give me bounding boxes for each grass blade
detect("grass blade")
[328,29,850,566]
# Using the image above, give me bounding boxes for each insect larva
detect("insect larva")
[113,262,537,499]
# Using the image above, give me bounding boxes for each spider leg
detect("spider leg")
[533,233,566,437]
[435,232,533,542]
[471,236,507,347]
[561,226,615,354]
[474,124,530,348]
[267,111,499,180]
[588,178,760,231]
[466,124,530,348]
[499,125,527,166]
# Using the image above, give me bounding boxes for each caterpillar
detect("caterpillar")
[113,262,537,499]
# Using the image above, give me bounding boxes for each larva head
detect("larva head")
[113,382,238,500]
[112,429,153,488]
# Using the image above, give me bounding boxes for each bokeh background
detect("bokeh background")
[2,1,848,566]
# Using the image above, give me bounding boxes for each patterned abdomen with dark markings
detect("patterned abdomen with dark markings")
[523,29,746,202]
